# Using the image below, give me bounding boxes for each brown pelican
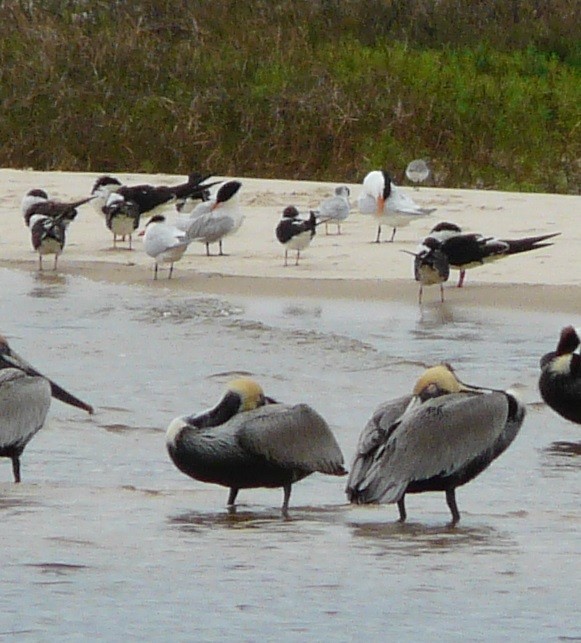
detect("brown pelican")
[357,170,435,243]
[316,186,351,235]
[420,222,559,287]
[166,378,347,516]
[0,335,94,482]
[275,207,317,266]
[538,326,581,424]
[346,364,526,524]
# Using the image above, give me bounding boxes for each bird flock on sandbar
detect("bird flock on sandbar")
[18,165,560,303]
[4,164,575,524]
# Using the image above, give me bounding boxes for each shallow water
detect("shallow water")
[0,268,579,641]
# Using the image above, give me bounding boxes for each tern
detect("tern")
[357,170,436,242]
[539,326,581,424]
[346,364,526,524]
[166,378,347,516]
[181,181,244,256]
[0,334,93,482]
[140,214,192,279]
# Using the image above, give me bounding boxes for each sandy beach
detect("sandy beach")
[1,168,579,312]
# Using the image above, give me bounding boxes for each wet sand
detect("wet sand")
[1,168,579,312]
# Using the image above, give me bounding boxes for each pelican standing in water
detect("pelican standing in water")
[346,364,526,524]
[539,326,581,424]
[357,170,435,243]
[0,334,94,482]
[166,378,347,516]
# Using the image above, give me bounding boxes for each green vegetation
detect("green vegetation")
[0,0,579,192]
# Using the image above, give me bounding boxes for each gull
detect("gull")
[315,185,351,235]
[357,170,436,242]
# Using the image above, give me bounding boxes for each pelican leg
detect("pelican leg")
[389,227,397,242]
[281,484,292,519]
[446,488,460,525]
[374,225,382,243]
[11,453,21,484]
[227,487,239,512]
[457,270,466,288]
[397,496,407,522]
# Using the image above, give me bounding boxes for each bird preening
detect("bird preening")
[346,363,526,525]
[166,378,347,517]
[275,206,318,266]
[0,334,93,483]
[539,326,581,425]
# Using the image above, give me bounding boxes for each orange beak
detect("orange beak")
[138,230,145,237]
[376,196,385,216]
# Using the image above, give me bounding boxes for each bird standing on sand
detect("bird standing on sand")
[140,214,191,280]
[346,364,526,524]
[275,207,317,266]
[316,185,351,235]
[28,213,68,271]
[0,334,93,482]
[102,193,141,250]
[539,326,581,424]
[357,170,436,243]
[166,378,347,516]
[420,222,560,287]
[181,180,244,256]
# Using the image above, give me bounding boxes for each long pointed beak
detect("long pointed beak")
[2,351,94,414]
[264,395,278,405]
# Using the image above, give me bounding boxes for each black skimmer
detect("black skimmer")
[22,189,93,228]
[91,173,217,221]
[181,180,244,256]
[421,222,560,287]
[403,237,450,304]
[539,326,581,424]
[166,378,346,517]
[0,334,93,482]
[405,159,430,187]
[357,170,436,242]
[28,213,68,271]
[316,185,351,235]
[346,363,526,524]
[275,207,317,266]
[140,214,192,279]
[102,193,141,249]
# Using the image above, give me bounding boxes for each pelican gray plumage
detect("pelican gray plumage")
[538,326,581,424]
[357,170,435,243]
[166,378,347,516]
[0,334,94,482]
[346,364,526,524]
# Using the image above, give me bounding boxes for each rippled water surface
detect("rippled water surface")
[0,269,579,641]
